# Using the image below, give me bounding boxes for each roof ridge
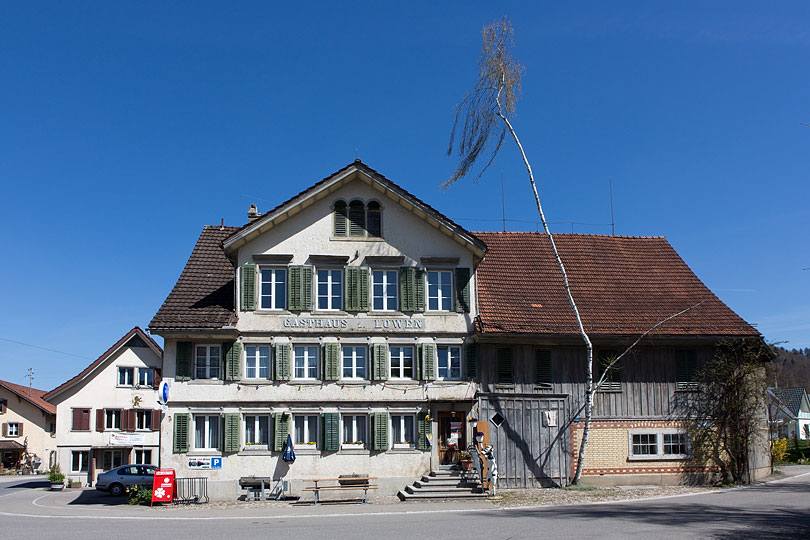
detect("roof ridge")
[0,379,55,415]
[473,231,667,239]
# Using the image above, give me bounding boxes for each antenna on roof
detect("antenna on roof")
[609,178,615,236]
[26,368,33,394]
[501,172,506,232]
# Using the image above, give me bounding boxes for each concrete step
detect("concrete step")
[415,478,479,488]
[406,484,483,494]
[398,490,488,501]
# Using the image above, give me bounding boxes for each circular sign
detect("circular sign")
[158,380,170,405]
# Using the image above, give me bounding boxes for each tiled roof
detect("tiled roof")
[43,327,163,401]
[770,387,807,416]
[149,226,239,331]
[0,379,56,415]
[474,232,759,337]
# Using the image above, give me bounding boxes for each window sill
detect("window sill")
[339,380,370,384]
[434,378,464,383]
[627,455,688,461]
[242,379,274,385]
[290,380,323,385]
[387,379,417,384]
[331,237,384,242]
[390,447,419,453]
[339,447,369,454]
[188,450,222,456]
[238,450,274,456]
[188,379,224,385]
[294,447,319,454]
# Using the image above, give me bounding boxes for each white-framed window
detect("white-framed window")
[102,449,123,471]
[437,346,462,380]
[427,270,453,311]
[134,449,152,465]
[260,268,287,310]
[245,345,271,379]
[138,368,154,387]
[135,410,152,430]
[71,450,89,473]
[372,270,398,311]
[105,409,122,430]
[342,346,367,379]
[6,422,20,437]
[294,346,319,379]
[317,269,343,311]
[629,429,689,460]
[195,345,221,379]
[194,415,221,450]
[244,415,271,449]
[118,367,134,386]
[341,414,368,449]
[294,415,319,447]
[389,346,414,379]
[391,414,415,447]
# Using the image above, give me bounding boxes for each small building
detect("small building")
[769,387,810,440]
[0,379,56,472]
[43,327,163,486]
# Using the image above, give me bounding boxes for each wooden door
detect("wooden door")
[437,411,465,464]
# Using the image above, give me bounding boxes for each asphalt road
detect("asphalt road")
[1,467,808,540]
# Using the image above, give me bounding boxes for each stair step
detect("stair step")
[398,490,488,501]
[415,479,479,488]
[407,483,482,493]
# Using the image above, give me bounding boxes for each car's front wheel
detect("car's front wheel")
[109,483,125,497]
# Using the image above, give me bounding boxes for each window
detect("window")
[245,345,271,379]
[496,348,514,384]
[334,201,348,236]
[598,350,621,392]
[195,345,221,379]
[294,415,319,446]
[372,270,397,311]
[134,449,152,465]
[102,449,123,471]
[437,346,461,380]
[317,269,343,311]
[194,415,221,450]
[0,398,6,414]
[138,368,154,387]
[629,430,689,460]
[676,349,699,391]
[348,200,366,237]
[260,268,287,310]
[136,410,152,430]
[367,201,381,237]
[535,349,552,389]
[342,346,367,379]
[427,270,452,311]
[294,346,319,379]
[342,415,368,449]
[71,450,89,472]
[6,422,20,437]
[334,199,383,238]
[71,408,91,431]
[118,367,134,386]
[105,409,122,430]
[391,415,415,447]
[244,415,271,449]
[389,346,414,379]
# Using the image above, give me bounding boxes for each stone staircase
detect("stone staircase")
[397,466,487,501]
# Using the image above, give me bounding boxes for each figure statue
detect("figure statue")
[481,444,498,497]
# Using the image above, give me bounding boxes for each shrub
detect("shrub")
[126,485,153,505]
[48,465,64,484]
[771,437,789,462]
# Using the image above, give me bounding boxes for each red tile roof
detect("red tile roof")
[474,232,758,337]
[43,327,163,400]
[0,379,55,415]
[149,226,239,331]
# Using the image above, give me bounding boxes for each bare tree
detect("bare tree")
[445,17,595,484]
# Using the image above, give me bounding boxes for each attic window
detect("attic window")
[333,199,382,239]
[349,200,365,237]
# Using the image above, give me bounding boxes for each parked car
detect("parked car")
[96,464,157,496]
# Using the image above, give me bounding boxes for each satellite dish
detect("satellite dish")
[158,381,170,405]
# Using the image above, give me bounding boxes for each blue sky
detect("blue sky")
[1,2,808,390]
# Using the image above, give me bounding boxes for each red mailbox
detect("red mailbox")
[151,469,176,506]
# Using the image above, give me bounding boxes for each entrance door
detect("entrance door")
[437,411,466,465]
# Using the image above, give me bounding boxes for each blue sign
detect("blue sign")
[210,457,222,469]
[158,381,170,405]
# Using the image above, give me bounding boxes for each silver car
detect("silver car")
[96,464,157,496]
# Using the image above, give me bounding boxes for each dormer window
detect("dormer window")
[333,199,382,238]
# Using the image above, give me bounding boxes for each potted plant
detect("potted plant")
[48,465,65,491]
[459,450,473,471]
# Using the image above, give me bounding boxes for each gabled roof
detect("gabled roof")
[222,160,487,258]
[770,387,809,417]
[474,232,759,337]
[149,226,239,332]
[0,379,55,415]
[43,327,162,402]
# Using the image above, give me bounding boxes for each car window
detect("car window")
[137,466,154,476]
[120,466,138,476]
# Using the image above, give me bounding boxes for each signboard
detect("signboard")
[109,432,146,446]
[151,469,175,506]
[158,381,170,405]
[187,456,222,470]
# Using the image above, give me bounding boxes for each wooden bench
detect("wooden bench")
[238,476,275,501]
[302,476,378,505]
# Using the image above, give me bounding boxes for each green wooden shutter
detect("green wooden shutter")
[371,412,389,451]
[535,349,552,388]
[465,343,478,380]
[345,267,358,312]
[676,349,698,390]
[224,413,241,453]
[176,342,192,381]
[399,267,414,311]
[240,264,256,311]
[334,202,348,237]
[415,269,425,312]
[417,412,431,451]
[173,413,190,453]
[322,413,339,452]
[421,343,436,381]
[323,343,340,381]
[372,344,388,381]
[455,267,471,313]
[415,343,422,381]
[275,343,290,381]
[273,413,290,452]
[496,347,514,384]
[288,266,307,311]
[223,341,241,381]
[357,267,369,312]
[301,266,312,311]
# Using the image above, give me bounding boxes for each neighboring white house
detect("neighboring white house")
[149,161,486,500]
[769,387,810,440]
[43,327,163,486]
[0,380,56,472]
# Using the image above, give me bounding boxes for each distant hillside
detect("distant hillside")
[767,346,810,393]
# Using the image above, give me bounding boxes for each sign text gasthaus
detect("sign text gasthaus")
[283,317,425,330]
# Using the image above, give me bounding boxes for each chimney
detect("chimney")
[247,204,260,223]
